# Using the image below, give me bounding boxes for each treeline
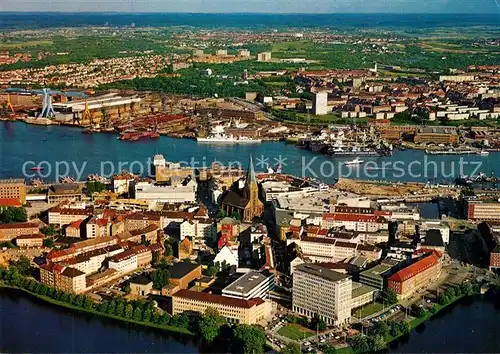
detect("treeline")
[0,263,267,353]
[0,207,27,223]
[99,75,269,98]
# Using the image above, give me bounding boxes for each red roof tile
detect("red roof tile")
[0,198,22,207]
[172,289,265,309]
[389,252,440,283]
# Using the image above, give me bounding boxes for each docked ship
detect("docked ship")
[344,157,364,166]
[197,125,261,144]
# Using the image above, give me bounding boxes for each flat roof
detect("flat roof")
[360,264,392,278]
[352,281,378,299]
[168,262,200,280]
[295,263,350,283]
[222,270,273,296]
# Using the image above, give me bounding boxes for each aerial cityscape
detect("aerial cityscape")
[0,8,499,354]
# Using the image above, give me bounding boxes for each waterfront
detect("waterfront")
[0,289,499,353]
[2,122,500,183]
[0,289,198,353]
[389,295,500,353]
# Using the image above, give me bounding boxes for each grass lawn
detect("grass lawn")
[353,302,385,319]
[277,324,315,341]
[0,40,53,49]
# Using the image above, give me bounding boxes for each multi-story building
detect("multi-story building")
[257,52,272,62]
[359,263,393,290]
[477,222,500,271]
[40,263,86,294]
[168,262,202,290]
[15,234,44,248]
[351,281,378,309]
[62,246,123,275]
[0,222,39,241]
[180,219,217,248]
[48,206,92,227]
[222,270,275,300]
[322,207,388,232]
[0,178,26,204]
[108,250,138,275]
[47,184,83,203]
[293,263,352,327]
[413,127,458,144]
[131,245,152,268]
[124,212,163,231]
[172,289,272,325]
[291,236,381,263]
[388,251,442,299]
[134,178,197,203]
[86,217,111,238]
[465,199,500,222]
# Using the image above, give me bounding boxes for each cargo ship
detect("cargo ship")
[196,125,261,144]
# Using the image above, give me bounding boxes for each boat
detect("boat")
[480,150,490,156]
[30,166,44,171]
[344,157,364,166]
[197,125,261,144]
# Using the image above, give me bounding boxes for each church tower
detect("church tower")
[244,155,263,221]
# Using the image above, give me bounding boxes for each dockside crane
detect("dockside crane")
[3,87,88,118]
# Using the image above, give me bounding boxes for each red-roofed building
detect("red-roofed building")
[0,222,39,241]
[322,209,388,232]
[172,289,272,325]
[0,198,22,208]
[66,219,84,238]
[388,251,442,299]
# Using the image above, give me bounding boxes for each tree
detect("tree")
[367,335,386,352]
[233,324,266,354]
[0,207,27,223]
[323,345,337,354]
[373,321,390,338]
[151,251,160,265]
[123,283,131,294]
[170,313,189,329]
[204,266,218,277]
[43,238,54,248]
[216,208,227,219]
[198,307,226,342]
[151,267,170,290]
[142,308,152,323]
[282,343,301,354]
[106,301,116,315]
[11,256,31,276]
[230,211,241,221]
[40,225,56,236]
[164,242,173,257]
[310,313,327,331]
[116,301,125,317]
[348,334,369,353]
[133,307,143,321]
[124,304,134,318]
[380,288,398,305]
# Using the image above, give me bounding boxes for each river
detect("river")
[1,121,499,183]
[0,290,499,353]
[389,294,500,353]
[0,289,198,353]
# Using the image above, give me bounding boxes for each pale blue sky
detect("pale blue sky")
[0,0,498,13]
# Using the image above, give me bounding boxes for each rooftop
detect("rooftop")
[352,281,378,299]
[172,289,265,309]
[168,262,201,279]
[222,270,274,296]
[389,252,440,283]
[130,275,152,286]
[295,263,350,283]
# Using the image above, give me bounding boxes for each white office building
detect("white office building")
[222,270,275,300]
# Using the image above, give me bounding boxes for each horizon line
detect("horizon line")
[0,11,498,15]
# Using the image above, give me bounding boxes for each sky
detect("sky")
[0,0,498,13]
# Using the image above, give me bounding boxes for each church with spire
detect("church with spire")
[219,156,264,222]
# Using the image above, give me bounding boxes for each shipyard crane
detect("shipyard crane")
[3,88,88,118]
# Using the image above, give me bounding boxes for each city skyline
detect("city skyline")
[1,0,499,14]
